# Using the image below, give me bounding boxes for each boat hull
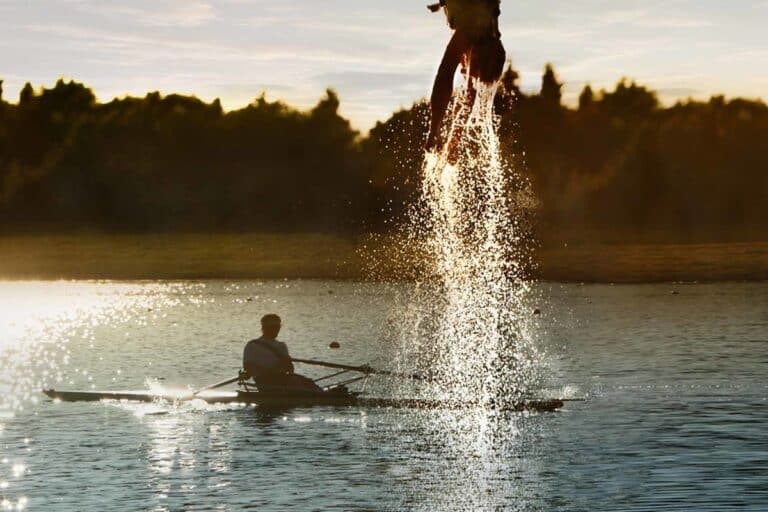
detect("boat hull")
[42,389,564,412]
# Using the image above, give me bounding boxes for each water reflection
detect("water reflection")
[372,407,550,511]
[139,403,239,509]
[250,407,292,426]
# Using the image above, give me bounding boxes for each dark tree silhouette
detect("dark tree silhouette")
[541,63,563,106]
[0,72,766,242]
[578,85,594,110]
[19,82,34,105]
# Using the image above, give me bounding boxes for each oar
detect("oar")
[192,375,241,396]
[291,358,428,381]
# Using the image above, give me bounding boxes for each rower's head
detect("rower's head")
[261,313,282,339]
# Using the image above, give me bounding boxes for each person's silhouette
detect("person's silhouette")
[426,0,506,152]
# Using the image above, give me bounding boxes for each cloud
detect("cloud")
[22,23,376,67]
[656,87,701,98]
[83,1,216,28]
[313,71,427,94]
[502,24,590,44]
[4,0,765,129]
[595,8,712,29]
[719,48,768,61]
[23,23,254,61]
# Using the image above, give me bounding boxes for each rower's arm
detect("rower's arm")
[278,342,295,374]
[281,349,295,374]
[242,342,253,376]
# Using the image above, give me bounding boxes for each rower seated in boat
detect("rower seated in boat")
[242,314,320,393]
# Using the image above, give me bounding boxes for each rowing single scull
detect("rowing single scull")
[42,358,575,413]
[42,388,566,412]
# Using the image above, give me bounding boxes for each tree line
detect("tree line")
[1,67,766,241]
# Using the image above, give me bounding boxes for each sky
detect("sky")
[1,0,767,130]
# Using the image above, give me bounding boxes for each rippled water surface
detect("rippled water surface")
[0,280,766,511]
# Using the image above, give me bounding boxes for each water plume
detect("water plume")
[392,78,542,410]
[364,75,548,512]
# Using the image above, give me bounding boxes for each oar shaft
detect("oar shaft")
[194,375,240,395]
[291,358,366,372]
[291,358,425,381]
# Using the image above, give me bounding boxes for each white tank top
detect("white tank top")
[243,336,289,376]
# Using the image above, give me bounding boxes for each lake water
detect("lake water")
[0,280,766,511]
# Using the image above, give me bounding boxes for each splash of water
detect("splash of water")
[394,79,542,409]
[367,76,547,512]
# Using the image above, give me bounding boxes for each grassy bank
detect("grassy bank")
[538,242,768,282]
[0,233,362,280]
[1,233,767,282]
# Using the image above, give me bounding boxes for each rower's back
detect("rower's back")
[243,313,293,379]
[242,314,320,393]
[242,336,291,378]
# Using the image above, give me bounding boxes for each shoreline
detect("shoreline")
[1,234,767,283]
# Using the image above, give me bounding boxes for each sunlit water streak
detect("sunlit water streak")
[0,282,204,510]
[0,282,193,413]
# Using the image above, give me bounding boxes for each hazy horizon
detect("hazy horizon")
[2,0,767,130]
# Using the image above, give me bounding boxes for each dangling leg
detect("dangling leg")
[444,36,504,163]
[427,31,471,151]
[444,50,479,164]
